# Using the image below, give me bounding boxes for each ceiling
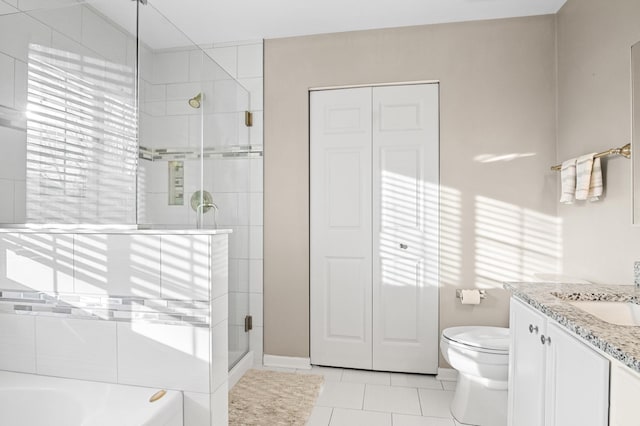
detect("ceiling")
[148,0,567,46]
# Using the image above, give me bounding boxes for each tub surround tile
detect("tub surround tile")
[117,322,210,393]
[36,316,117,383]
[0,313,35,373]
[504,282,640,374]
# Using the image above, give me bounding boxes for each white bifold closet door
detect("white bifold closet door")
[310,83,439,374]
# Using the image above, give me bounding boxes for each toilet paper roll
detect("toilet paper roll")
[460,289,481,305]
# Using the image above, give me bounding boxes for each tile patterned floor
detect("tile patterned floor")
[261,366,465,426]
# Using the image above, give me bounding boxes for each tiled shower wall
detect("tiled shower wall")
[139,40,264,366]
[0,3,139,223]
[207,40,264,367]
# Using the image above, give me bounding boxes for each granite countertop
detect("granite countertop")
[504,282,640,374]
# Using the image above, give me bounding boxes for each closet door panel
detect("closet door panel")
[372,84,439,373]
[310,87,373,369]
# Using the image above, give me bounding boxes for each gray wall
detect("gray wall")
[557,0,640,283]
[264,15,558,360]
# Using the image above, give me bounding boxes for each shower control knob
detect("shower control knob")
[540,335,551,345]
[529,324,538,334]
[399,243,408,249]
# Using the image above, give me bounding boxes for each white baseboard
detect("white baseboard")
[229,351,254,389]
[436,367,458,382]
[263,354,311,370]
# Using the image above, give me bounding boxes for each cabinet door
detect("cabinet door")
[610,362,640,426]
[508,298,546,426]
[371,84,439,373]
[544,322,609,426]
[310,87,373,369]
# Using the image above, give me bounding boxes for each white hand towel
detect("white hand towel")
[559,159,577,204]
[588,157,603,201]
[575,153,596,201]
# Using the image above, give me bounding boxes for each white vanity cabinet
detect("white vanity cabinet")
[610,362,640,426]
[508,297,610,426]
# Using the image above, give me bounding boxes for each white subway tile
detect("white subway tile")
[249,259,263,294]
[0,313,36,373]
[249,158,263,193]
[203,112,239,148]
[228,292,248,326]
[166,82,202,101]
[0,233,73,292]
[211,379,229,425]
[152,50,190,84]
[210,192,239,226]
[249,226,263,260]
[166,100,200,116]
[73,234,161,297]
[28,4,81,41]
[36,316,117,382]
[211,293,228,327]
[81,7,127,64]
[250,293,263,327]
[210,320,228,391]
[142,193,189,226]
[237,43,262,79]
[235,258,249,293]
[13,179,25,223]
[0,13,51,62]
[204,46,237,78]
[117,322,210,393]
[249,109,264,146]
[228,226,249,260]
[210,234,229,300]
[149,115,190,148]
[0,126,26,181]
[0,2,18,14]
[238,77,263,111]
[13,59,26,111]
[160,235,210,300]
[249,326,263,366]
[0,179,14,222]
[183,391,211,426]
[249,193,263,226]
[0,52,14,108]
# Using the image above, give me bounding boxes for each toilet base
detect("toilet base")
[450,373,507,426]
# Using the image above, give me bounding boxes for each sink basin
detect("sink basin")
[569,301,640,326]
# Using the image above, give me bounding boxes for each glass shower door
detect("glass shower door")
[198,51,251,370]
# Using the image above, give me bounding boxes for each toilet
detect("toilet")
[440,326,510,426]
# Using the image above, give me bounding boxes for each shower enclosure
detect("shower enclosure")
[0,0,254,370]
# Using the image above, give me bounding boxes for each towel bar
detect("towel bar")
[550,143,631,171]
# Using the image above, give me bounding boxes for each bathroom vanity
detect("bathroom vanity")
[505,282,640,426]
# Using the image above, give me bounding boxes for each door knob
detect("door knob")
[540,335,551,345]
[528,324,538,334]
[399,243,408,249]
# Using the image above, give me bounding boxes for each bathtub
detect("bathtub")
[0,371,183,426]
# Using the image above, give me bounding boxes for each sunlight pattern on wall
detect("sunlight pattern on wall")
[474,195,561,287]
[25,43,137,224]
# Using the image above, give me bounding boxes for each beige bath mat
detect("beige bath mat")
[229,369,324,426]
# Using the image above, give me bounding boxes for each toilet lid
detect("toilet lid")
[442,326,510,352]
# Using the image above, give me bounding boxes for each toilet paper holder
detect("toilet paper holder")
[456,289,487,299]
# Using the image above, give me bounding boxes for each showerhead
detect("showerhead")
[188,93,202,109]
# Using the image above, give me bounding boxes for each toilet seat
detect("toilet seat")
[442,326,509,354]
